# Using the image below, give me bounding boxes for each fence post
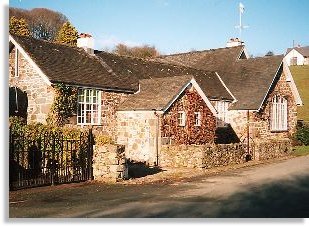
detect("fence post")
[51,132,56,186]
[87,128,94,180]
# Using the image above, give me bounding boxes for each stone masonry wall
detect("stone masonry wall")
[161,87,216,145]
[92,144,128,182]
[116,111,159,165]
[160,140,291,168]
[228,71,298,142]
[99,91,129,138]
[160,144,246,168]
[9,47,55,123]
[252,139,292,161]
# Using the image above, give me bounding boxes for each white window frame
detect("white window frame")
[15,48,19,77]
[194,112,201,126]
[77,88,102,125]
[290,57,297,66]
[177,111,186,127]
[270,95,288,131]
[215,101,229,127]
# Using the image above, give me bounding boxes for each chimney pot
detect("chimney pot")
[77,33,94,55]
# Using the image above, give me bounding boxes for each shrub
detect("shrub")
[295,123,309,146]
[10,118,86,140]
[94,133,114,146]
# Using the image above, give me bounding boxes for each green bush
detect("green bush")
[10,117,86,140]
[295,124,309,146]
[94,133,114,146]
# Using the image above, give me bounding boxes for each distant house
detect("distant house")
[9,34,303,165]
[285,46,309,66]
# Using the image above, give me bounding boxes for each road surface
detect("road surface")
[9,155,309,218]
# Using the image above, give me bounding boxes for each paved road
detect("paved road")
[9,155,309,218]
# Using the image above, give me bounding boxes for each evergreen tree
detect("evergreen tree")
[9,16,30,36]
[55,22,78,46]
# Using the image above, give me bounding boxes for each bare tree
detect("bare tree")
[265,51,274,56]
[113,44,160,59]
[10,7,68,41]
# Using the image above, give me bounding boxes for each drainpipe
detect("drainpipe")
[154,110,160,166]
[14,86,19,113]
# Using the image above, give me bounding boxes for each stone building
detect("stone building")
[9,34,303,164]
[116,75,226,165]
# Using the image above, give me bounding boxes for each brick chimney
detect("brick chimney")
[226,38,244,47]
[77,33,94,54]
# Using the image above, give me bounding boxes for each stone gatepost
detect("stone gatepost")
[93,144,128,182]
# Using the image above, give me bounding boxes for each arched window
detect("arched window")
[270,95,288,131]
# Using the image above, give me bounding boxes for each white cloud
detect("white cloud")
[155,0,169,7]
[95,35,140,50]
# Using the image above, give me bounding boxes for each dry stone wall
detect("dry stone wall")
[160,140,292,168]
[252,139,292,161]
[92,144,128,182]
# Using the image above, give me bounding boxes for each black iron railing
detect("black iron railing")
[9,128,93,190]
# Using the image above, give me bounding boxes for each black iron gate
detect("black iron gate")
[9,128,94,190]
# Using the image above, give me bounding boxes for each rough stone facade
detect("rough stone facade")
[9,47,55,123]
[161,87,216,145]
[77,91,129,138]
[115,87,217,164]
[9,46,129,138]
[252,139,292,161]
[228,71,298,142]
[92,144,128,182]
[160,139,292,169]
[116,111,160,165]
[160,144,246,168]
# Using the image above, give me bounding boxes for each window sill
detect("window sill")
[77,124,103,126]
[270,129,288,133]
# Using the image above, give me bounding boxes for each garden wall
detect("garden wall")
[93,144,128,182]
[252,139,292,161]
[160,139,292,168]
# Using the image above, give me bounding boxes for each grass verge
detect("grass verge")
[292,146,309,156]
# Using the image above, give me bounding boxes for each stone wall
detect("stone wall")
[160,144,246,168]
[9,47,55,123]
[116,111,159,165]
[99,91,129,138]
[160,140,292,168]
[228,70,298,142]
[161,87,216,145]
[92,144,128,182]
[252,139,292,161]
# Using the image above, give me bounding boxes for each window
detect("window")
[271,95,288,131]
[194,112,201,126]
[215,101,229,127]
[290,57,297,66]
[177,111,186,126]
[14,48,19,77]
[77,88,101,125]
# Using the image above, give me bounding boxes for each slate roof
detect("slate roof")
[286,46,309,57]
[118,75,193,111]
[11,34,284,110]
[157,45,246,72]
[94,51,233,100]
[225,55,284,110]
[10,34,137,92]
[10,34,232,100]
[157,46,284,110]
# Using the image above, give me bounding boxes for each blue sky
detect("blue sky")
[9,0,309,56]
